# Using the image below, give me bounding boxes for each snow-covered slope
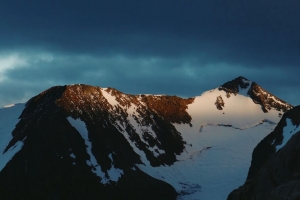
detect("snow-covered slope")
[0,76,293,199]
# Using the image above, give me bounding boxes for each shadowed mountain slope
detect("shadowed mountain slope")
[228,106,300,200]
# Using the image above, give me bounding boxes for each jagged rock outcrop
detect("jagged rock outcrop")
[215,95,225,110]
[228,106,300,200]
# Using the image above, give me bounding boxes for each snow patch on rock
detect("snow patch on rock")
[67,117,109,184]
[0,104,25,172]
[275,118,300,151]
[68,117,124,183]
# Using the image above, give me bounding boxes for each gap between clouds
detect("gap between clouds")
[0,50,298,107]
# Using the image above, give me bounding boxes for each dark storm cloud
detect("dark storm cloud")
[0,0,299,106]
[1,0,299,64]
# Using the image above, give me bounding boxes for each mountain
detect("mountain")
[228,105,300,200]
[0,76,293,199]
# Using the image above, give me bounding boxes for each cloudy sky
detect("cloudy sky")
[0,0,299,107]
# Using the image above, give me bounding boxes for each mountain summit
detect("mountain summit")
[0,77,293,199]
[219,76,292,112]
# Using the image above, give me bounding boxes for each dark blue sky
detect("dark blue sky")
[0,0,299,106]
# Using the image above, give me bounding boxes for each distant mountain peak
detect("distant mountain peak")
[218,76,293,113]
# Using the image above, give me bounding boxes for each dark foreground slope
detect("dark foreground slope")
[228,106,300,200]
[0,85,191,199]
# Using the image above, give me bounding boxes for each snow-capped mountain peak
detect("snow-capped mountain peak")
[218,76,292,113]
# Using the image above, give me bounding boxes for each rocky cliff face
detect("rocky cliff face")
[228,106,300,200]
